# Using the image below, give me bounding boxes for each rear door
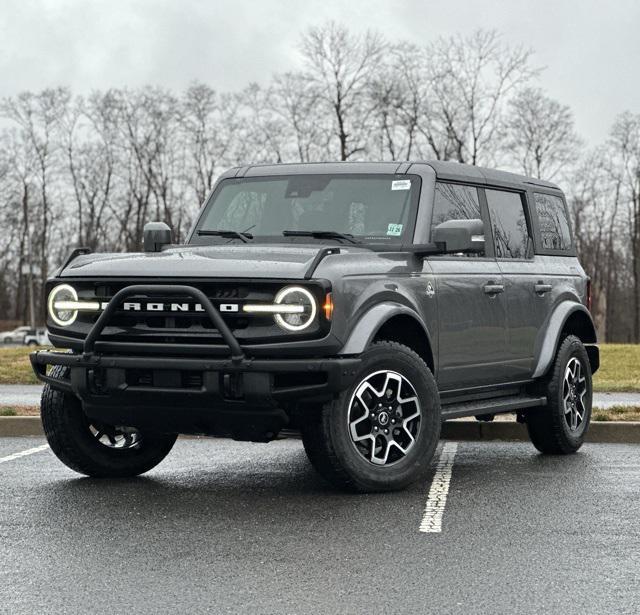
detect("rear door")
[427,182,508,391]
[485,188,548,381]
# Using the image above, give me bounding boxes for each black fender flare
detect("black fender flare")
[338,302,434,358]
[532,302,598,378]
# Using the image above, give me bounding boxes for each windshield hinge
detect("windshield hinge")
[304,247,341,280]
[60,247,92,273]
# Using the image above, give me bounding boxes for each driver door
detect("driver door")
[426,182,507,391]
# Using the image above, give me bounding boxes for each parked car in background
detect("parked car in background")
[0,325,33,344]
[24,328,50,347]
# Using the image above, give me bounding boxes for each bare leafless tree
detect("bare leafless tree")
[507,87,582,180]
[609,112,640,341]
[2,88,69,283]
[54,93,118,250]
[110,87,191,246]
[300,21,387,161]
[270,73,331,162]
[0,129,37,321]
[241,83,288,164]
[180,83,242,204]
[383,43,455,161]
[427,30,537,165]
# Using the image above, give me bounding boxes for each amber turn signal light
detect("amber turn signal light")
[323,293,334,320]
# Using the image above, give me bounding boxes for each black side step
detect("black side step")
[441,395,546,421]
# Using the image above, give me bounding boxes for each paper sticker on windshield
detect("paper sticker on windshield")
[387,223,403,236]
[391,179,411,191]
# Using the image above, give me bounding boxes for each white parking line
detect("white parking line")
[419,442,458,533]
[0,444,49,465]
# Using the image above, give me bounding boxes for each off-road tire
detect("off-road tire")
[526,335,592,454]
[301,341,441,492]
[41,365,177,477]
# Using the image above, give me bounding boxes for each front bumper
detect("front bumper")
[31,282,361,440]
[31,350,360,406]
[31,351,360,440]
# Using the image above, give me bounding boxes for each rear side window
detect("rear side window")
[430,182,481,238]
[534,193,572,251]
[485,189,531,259]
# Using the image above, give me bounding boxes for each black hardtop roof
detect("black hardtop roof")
[425,160,560,191]
[222,160,561,192]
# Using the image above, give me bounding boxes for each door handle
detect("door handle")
[483,283,504,295]
[534,283,552,295]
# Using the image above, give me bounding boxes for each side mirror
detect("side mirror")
[432,218,485,254]
[143,222,172,252]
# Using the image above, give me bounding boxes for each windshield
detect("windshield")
[190,174,420,245]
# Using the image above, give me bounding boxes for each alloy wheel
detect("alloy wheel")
[562,357,588,432]
[89,423,142,449]
[347,370,422,466]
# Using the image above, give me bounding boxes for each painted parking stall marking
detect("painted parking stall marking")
[419,442,458,533]
[0,444,49,466]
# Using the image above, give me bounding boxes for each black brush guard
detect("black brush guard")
[30,284,360,440]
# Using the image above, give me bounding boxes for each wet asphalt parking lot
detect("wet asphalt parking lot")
[1,436,639,614]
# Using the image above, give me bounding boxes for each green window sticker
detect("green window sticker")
[387,223,403,236]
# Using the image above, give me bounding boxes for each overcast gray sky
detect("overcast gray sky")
[1,0,638,145]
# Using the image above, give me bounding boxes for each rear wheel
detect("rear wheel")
[526,335,592,454]
[41,365,177,477]
[301,341,441,492]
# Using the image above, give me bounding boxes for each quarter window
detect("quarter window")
[534,193,572,251]
[485,189,531,259]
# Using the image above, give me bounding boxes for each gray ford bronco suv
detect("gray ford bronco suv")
[32,161,599,492]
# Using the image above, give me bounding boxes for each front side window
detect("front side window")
[486,189,531,259]
[191,175,420,244]
[430,182,481,235]
[534,193,572,251]
[430,182,484,256]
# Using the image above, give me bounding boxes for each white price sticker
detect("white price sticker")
[391,179,411,191]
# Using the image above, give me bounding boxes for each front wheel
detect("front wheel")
[301,341,441,492]
[41,366,177,477]
[526,335,593,454]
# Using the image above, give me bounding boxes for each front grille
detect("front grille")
[84,282,274,345]
[106,314,255,331]
[50,278,329,347]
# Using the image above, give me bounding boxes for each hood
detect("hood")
[60,244,338,279]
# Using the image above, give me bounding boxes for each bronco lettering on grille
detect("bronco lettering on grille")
[121,302,239,313]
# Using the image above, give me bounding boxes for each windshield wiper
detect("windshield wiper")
[282,230,361,244]
[197,229,253,243]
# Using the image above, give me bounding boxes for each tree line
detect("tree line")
[0,22,638,341]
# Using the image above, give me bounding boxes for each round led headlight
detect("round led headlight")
[273,286,317,331]
[47,284,79,327]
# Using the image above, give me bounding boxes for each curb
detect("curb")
[0,416,44,437]
[441,420,640,444]
[1,416,639,443]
